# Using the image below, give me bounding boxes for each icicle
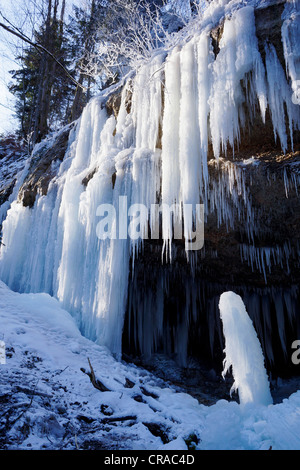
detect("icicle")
[178,38,202,250]
[240,242,293,284]
[196,30,214,192]
[161,46,182,259]
[282,1,300,113]
[209,6,263,158]
[265,44,287,151]
[131,53,165,152]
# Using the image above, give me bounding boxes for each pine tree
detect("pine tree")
[9,0,73,146]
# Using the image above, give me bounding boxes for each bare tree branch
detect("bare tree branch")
[0,20,87,91]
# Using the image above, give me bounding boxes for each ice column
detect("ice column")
[219,291,273,407]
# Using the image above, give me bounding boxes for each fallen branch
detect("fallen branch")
[101,415,137,424]
[14,386,52,399]
[140,386,159,399]
[80,358,110,392]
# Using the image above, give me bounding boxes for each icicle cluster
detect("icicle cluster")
[0,3,299,358]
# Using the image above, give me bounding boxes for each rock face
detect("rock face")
[18,126,73,209]
[0,136,28,211]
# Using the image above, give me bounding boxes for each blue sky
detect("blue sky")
[0,0,39,134]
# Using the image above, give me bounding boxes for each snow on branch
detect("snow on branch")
[80,0,206,85]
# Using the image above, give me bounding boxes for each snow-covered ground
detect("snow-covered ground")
[0,280,300,450]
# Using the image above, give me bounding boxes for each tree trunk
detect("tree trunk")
[32,0,53,145]
[70,0,96,122]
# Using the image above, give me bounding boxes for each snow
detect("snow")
[1,280,300,449]
[219,291,273,407]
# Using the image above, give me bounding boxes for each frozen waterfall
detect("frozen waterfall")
[0,3,299,361]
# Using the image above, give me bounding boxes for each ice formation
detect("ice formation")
[219,291,273,407]
[0,3,299,360]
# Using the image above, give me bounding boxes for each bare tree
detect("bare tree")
[76,0,205,87]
